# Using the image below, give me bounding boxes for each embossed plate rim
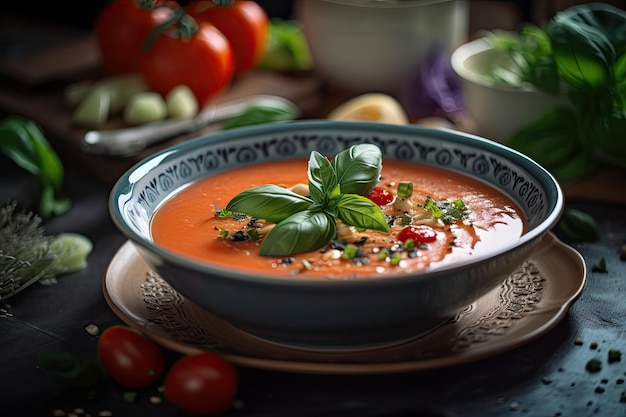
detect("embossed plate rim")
[102,232,586,374]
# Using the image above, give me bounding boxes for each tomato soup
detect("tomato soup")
[151,159,525,279]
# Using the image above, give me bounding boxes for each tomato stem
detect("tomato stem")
[142,6,193,50]
[211,0,235,6]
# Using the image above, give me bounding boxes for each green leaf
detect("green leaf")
[331,143,382,196]
[259,210,336,256]
[507,107,596,183]
[593,111,626,160]
[336,194,390,232]
[558,207,600,241]
[308,150,338,203]
[38,350,102,389]
[0,116,70,218]
[548,5,617,92]
[221,104,299,130]
[225,184,312,223]
[257,18,313,72]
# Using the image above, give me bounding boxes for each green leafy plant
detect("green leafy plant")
[487,3,626,182]
[0,116,70,218]
[224,144,390,256]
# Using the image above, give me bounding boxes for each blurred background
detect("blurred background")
[5,1,625,32]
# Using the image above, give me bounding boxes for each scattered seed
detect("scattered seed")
[98,411,113,417]
[51,410,66,417]
[542,376,553,385]
[619,244,626,261]
[73,408,85,415]
[621,391,626,403]
[85,324,100,336]
[574,338,584,346]
[509,401,519,411]
[595,386,605,394]
[590,342,598,350]
[617,379,624,385]
[149,396,162,405]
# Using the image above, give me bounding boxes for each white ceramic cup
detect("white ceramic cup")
[296,0,469,96]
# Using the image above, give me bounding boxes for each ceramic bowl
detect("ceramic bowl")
[451,37,569,143]
[109,121,563,349]
[295,0,468,96]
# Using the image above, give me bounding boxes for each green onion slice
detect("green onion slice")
[397,181,413,199]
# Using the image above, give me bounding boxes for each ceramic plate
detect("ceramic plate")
[103,232,586,374]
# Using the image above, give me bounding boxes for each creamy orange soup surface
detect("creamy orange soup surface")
[151,158,525,279]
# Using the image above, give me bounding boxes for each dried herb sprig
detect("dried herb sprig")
[0,201,93,300]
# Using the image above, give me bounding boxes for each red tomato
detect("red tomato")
[398,225,437,244]
[164,352,238,415]
[138,20,235,105]
[94,0,178,74]
[186,0,269,74]
[367,186,395,206]
[97,325,164,389]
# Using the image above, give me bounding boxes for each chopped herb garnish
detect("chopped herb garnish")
[423,196,468,224]
[247,228,260,241]
[224,144,389,256]
[342,244,359,260]
[608,349,622,363]
[586,358,602,373]
[592,257,608,273]
[218,230,229,239]
[229,231,249,241]
[397,181,413,199]
[390,252,403,265]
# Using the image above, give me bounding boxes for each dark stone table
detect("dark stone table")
[2,153,626,417]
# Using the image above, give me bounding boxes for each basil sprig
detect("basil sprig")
[487,3,626,182]
[224,144,390,256]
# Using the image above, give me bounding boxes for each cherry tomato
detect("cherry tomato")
[398,225,437,244]
[94,0,178,75]
[186,0,269,74]
[164,352,238,415]
[97,325,164,389]
[367,186,395,206]
[138,18,235,105]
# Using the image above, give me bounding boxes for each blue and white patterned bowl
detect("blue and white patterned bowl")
[110,120,563,349]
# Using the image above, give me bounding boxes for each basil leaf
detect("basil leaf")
[225,184,312,223]
[593,111,626,159]
[548,6,615,92]
[259,210,336,256]
[221,104,299,130]
[615,55,626,110]
[308,150,338,203]
[331,143,382,196]
[336,194,390,233]
[38,350,102,389]
[558,207,600,242]
[508,108,598,183]
[0,116,70,218]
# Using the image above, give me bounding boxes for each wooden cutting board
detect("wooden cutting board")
[0,31,325,184]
